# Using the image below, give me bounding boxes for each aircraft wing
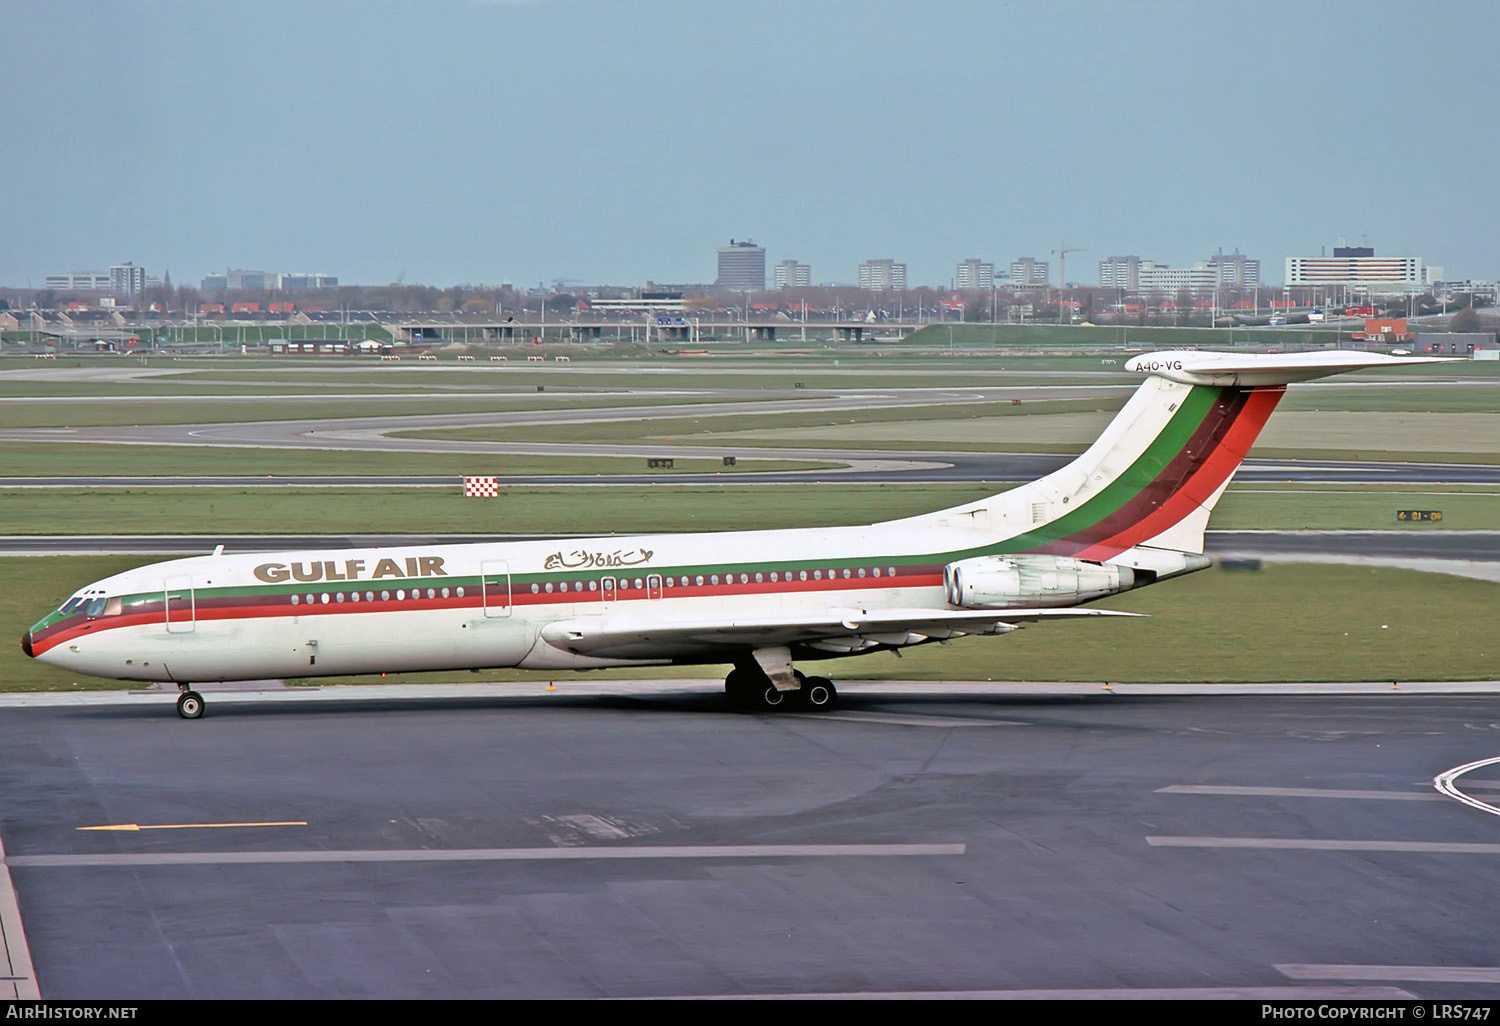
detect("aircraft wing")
[539,606,1142,660]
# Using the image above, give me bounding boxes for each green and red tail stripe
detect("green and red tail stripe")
[1004,384,1284,560]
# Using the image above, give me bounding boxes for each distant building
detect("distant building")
[44,272,111,291]
[1285,247,1429,295]
[200,274,229,291]
[1010,257,1049,289]
[773,260,811,289]
[278,273,338,291]
[858,258,907,291]
[226,268,274,292]
[1098,255,1141,292]
[955,258,994,291]
[716,240,766,290]
[1104,250,1260,297]
[110,262,146,297]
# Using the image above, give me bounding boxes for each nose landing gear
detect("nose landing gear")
[176,684,205,719]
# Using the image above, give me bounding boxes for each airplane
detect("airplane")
[21,349,1433,719]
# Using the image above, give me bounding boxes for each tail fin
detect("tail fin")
[939,350,1437,568]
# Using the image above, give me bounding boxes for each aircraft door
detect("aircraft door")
[481,560,511,618]
[647,574,663,600]
[600,576,616,605]
[164,575,195,633]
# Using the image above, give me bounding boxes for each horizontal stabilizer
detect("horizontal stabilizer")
[1125,349,1453,387]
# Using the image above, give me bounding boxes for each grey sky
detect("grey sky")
[3,0,1495,288]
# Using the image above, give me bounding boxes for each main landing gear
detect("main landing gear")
[724,666,837,712]
[176,684,205,719]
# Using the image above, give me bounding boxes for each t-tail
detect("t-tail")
[915,349,1435,583]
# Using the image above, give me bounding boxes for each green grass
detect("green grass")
[0,443,829,479]
[1,482,1495,535]
[0,484,1000,535]
[393,398,1115,446]
[5,559,1493,692]
[1281,384,1500,413]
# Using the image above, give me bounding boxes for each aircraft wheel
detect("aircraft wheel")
[176,690,205,720]
[758,685,789,711]
[802,676,837,711]
[724,668,756,709]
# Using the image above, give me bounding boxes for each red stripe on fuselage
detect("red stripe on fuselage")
[29,571,945,655]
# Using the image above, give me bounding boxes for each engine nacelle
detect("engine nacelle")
[943,555,1135,609]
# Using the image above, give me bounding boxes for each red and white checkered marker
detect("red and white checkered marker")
[463,476,499,497]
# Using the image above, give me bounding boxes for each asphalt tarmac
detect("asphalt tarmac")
[2,682,1499,999]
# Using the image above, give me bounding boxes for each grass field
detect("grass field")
[1,482,1495,535]
[0,443,830,478]
[4,558,1493,692]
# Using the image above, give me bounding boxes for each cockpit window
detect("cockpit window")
[59,597,86,615]
[85,598,107,618]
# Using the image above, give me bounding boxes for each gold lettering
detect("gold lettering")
[404,557,418,577]
[372,558,403,579]
[419,556,447,577]
[323,560,347,581]
[254,562,290,583]
[290,561,323,583]
[345,558,366,580]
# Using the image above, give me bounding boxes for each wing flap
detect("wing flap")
[540,606,1142,659]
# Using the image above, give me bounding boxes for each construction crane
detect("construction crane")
[1051,244,1084,323]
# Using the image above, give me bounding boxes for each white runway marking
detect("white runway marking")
[1278,964,1500,984]
[793,711,1026,728]
[0,833,40,999]
[5,842,966,868]
[1147,836,1500,854]
[1158,784,1444,801]
[1434,756,1500,817]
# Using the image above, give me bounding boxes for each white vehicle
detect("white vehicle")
[23,350,1428,719]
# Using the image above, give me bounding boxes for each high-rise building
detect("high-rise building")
[858,259,907,291]
[110,262,146,296]
[1098,255,1141,291]
[1010,257,1049,289]
[955,258,995,291]
[716,239,766,289]
[1285,247,1427,294]
[773,260,811,289]
[1206,250,1260,290]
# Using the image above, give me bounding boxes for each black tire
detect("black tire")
[176,690,205,720]
[758,685,788,710]
[803,676,837,711]
[724,668,756,708]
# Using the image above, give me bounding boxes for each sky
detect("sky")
[3,0,1496,289]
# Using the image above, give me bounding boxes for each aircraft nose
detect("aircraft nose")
[20,630,34,659]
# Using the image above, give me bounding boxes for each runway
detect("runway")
[3,683,1499,999]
